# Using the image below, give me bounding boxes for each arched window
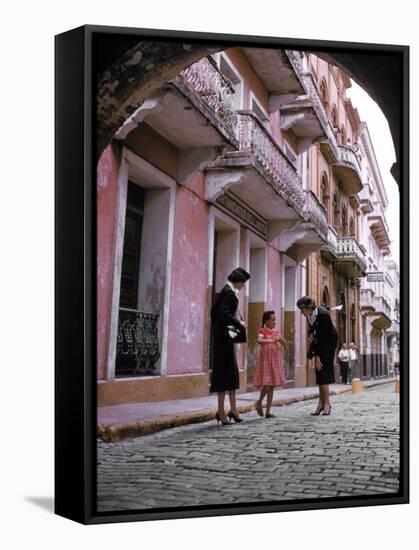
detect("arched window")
[340,125,346,145]
[333,192,340,229]
[331,105,338,131]
[349,216,355,237]
[341,205,348,237]
[320,79,329,114]
[320,174,330,221]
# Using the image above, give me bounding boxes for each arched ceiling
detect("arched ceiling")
[95,35,405,185]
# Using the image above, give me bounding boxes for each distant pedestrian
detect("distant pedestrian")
[297,296,338,416]
[253,311,287,418]
[348,343,359,381]
[338,343,350,384]
[210,267,251,425]
[394,361,400,378]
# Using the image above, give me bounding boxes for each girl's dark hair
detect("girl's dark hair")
[262,310,275,327]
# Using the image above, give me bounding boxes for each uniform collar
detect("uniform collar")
[227,281,239,296]
[308,307,318,325]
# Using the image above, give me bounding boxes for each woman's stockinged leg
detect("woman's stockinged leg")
[228,390,238,415]
[217,392,228,422]
[312,386,324,414]
[322,384,331,414]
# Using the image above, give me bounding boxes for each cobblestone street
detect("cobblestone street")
[97,383,400,511]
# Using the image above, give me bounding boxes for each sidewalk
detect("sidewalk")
[97,377,396,442]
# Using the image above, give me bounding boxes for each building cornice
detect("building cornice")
[359,124,388,207]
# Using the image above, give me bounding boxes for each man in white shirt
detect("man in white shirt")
[337,343,349,384]
[348,342,359,382]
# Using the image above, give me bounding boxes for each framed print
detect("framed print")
[55,25,409,525]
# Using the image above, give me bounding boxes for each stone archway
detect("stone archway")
[95,35,404,182]
[96,39,221,157]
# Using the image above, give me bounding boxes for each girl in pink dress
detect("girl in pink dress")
[253,311,287,418]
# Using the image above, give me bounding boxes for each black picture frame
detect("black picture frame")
[55,24,409,525]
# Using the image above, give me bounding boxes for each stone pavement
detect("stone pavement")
[98,378,396,442]
[97,382,400,511]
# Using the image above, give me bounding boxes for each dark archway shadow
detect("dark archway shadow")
[25,496,54,514]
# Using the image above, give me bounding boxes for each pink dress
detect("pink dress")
[253,328,286,388]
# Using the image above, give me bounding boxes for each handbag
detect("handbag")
[225,310,247,344]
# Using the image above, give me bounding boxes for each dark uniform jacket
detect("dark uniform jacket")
[211,285,242,334]
[307,306,338,360]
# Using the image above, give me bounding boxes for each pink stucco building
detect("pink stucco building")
[97,48,352,406]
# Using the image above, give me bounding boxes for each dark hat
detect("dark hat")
[227,267,251,283]
[296,296,315,310]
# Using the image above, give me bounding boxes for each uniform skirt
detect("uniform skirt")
[315,345,337,385]
[210,330,240,392]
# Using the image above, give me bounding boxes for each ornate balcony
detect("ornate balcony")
[333,145,363,195]
[321,225,338,261]
[278,56,338,150]
[368,202,391,254]
[205,111,306,232]
[360,288,375,311]
[176,57,238,137]
[241,48,305,103]
[115,309,160,377]
[371,296,392,330]
[334,237,367,277]
[303,190,328,241]
[116,57,238,161]
[236,112,306,211]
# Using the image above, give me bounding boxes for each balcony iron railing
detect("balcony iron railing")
[304,190,328,239]
[285,52,340,158]
[326,225,338,254]
[373,296,392,319]
[337,143,363,178]
[236,111,306,211]
[360,288,375,309]
[176,57,238,134]
[116,308,160,377]
[335,237,367,272]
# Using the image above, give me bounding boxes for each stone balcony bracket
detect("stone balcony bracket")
[277,221,326,261]
[278,222,312,253]
[360,198,374,213]
[204,168,249,202]
[114,91,168,140]
[269,92,302,113]
[267,219,300,241]
[287,238,327,263]
[280,110,307,132]
[177,146,226,186]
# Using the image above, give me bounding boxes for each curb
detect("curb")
[97,379,394,443]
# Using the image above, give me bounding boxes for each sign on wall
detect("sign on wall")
[367,271,384,282]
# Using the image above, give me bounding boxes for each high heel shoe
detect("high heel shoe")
[215,412,230,425]
[265,413,276,418]
[322,405,332,416]
[310,407,324,416]
[227,411,243,423]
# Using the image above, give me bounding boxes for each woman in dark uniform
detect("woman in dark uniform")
[297,296,338,416]
[210,267,250,425]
